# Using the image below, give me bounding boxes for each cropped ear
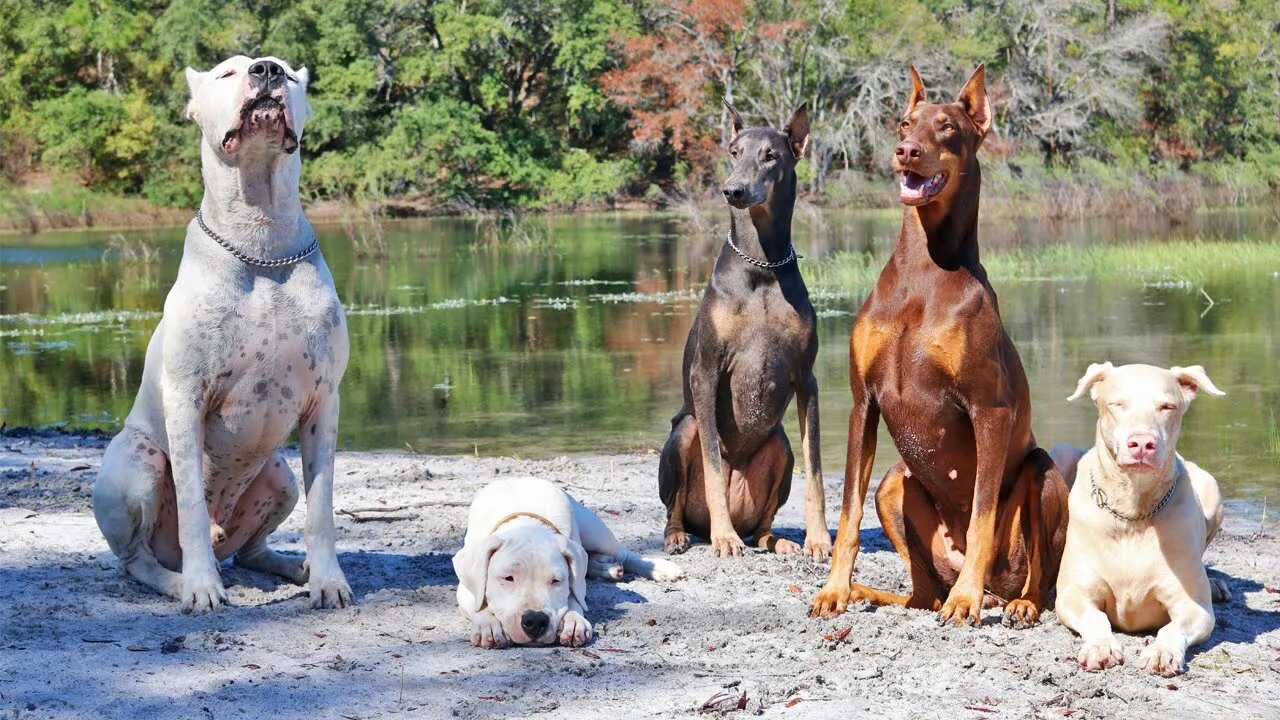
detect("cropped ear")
[452,534,503,613]
[956,64,992,138]
[907,65,926,113]
[184,67,207,120]
[296,66,310,88]
[559,536,589,612]
[785,103,810,159]
[1170,365,1225,403]
[723,98,744,141]
[1067,362,1115,402]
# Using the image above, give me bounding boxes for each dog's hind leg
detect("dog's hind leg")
[232,453,307,584]
[93,430,184,598]
[659,416,701,554]
[847,463,946,610]
[1000,448,1068,628]
[747,428,801,555]
[573,496,685,582]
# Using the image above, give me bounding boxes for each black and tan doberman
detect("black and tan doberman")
[659,101,830,560]
[809,66,1068,626]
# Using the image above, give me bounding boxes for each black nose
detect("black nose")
[722,183,745,202]
[248,60,285,82]
[896,141,922,161]
[520,610,550,638]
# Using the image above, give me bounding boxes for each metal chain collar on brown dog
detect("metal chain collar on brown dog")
[1089,468,1178,522]
[196,209,319,268]
[726,231,797,269]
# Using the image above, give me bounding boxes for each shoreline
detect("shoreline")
[2,431,1278,718]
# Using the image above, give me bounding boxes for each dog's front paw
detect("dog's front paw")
[664,531,691,555]
[472,615,509,649]
[809,584,852,618]
[180,567,227,614]
[938,588,983,627]
[772,537,803,555]
[802,534,832,563]
[558,611,593,647]
[1002,599,1041,628]
[309,571,354,609]
[1139,642,1184,677]
[710,533,746,558]
[1078,637,1124,671]
[1210,578,1230,604]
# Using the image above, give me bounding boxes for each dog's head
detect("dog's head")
[184,55,311,161]
[452,526,588,646]
[1068,362,1224,475]
[893,65,991,207]
[720,101,809,210]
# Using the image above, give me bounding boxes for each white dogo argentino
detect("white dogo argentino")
[1051,363,1229,677]
[93,55,353,612]
[454,477,685,648]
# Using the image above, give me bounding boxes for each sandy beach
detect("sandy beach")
[2,430,1278,719]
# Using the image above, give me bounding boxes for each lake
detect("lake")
[2,209,1277,515]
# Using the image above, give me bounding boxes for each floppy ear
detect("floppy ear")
[1170,365,1225,403]
[1067,361,1115,402]
[184,67,207,120]
[907,65,926,113]
[559,536,589,612]
[723,98,744,141]
[955,64,992,139]
[785,103,810,159]
[452,535,503,613]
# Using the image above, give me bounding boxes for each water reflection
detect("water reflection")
[1,210,1277,507]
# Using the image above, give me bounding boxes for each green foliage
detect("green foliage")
[0,0,1276,212]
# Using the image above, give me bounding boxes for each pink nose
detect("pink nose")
[1126,433,1157,462]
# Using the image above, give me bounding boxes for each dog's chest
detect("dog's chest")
[203,270,348,457]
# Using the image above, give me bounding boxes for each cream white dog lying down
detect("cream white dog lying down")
[454,478,684,648]
[1051,363,1228,677]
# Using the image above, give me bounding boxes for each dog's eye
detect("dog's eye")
[501,575,514,583]
[1107,402,1126,410]
[730,148,738,158]
[287,75,298,84]
[1158,403,1177,412]
[900,120,910,129]
[219,69,236,79]
[550,578,562,585]
[764,150,775,162]
[942,122,956,132]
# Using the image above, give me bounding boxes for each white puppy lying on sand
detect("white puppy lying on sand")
[1052,362,1228,677]
[453,477,684,648]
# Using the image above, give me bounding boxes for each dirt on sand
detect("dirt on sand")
[2,431,1278,719]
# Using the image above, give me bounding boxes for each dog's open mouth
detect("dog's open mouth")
[221,95,299,155]
[899,170,947,205]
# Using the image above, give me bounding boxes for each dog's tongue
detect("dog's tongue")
[899,171,945,203]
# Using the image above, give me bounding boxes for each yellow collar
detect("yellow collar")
[490,512,561,535]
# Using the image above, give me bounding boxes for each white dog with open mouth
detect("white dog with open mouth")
[454,477,685,648]
[93,55,353,612]
[1051,362,1228,677]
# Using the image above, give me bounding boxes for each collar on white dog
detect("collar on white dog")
[491,512,561,535]
[196,210,319,268]
[1090,468,1178,522]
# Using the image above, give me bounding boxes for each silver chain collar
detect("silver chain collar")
[725,231,797,269]
[1089,467,1178,522]
[196,210,319,268]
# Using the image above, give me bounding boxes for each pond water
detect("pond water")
[2,209,1277,513]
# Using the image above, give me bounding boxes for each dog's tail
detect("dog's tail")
[617,548,684,582]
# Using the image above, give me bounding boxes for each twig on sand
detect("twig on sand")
[337,509,417,523]
[699,689,747,714]
[1259,496,1268,537]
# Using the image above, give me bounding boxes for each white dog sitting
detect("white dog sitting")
[1051,362,1228,677]
[453,477,684,648]
[93,55,352,612]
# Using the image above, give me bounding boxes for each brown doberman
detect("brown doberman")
[809,65,1068,627]
[658,101,830,561]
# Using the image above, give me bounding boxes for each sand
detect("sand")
[2,430,1278,719]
